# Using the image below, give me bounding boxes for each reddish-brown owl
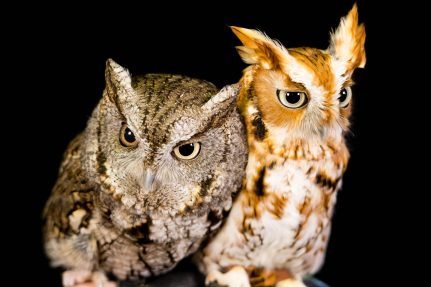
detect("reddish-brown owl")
[199,4,366,287]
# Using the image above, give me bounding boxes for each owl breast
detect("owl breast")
[203,139,348,276]
[249,158,339,272]
[91,209,212,279]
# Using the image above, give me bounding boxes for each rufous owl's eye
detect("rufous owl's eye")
[276,90,308,109]
[338,87,352,108]
[120,124,138,147]
[173,142,201,160]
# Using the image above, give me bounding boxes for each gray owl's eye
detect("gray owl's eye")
[119,124,138,147]
[338,87,352,108]
[276,90,308,109]
[173,142,201,160]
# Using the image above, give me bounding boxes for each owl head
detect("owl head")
[83,59,247,224]
[232,4,365,140]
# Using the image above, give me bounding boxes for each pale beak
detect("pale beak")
[143,169,155,191]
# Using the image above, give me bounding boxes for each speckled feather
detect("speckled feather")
[199,5,366,287]
[43,60,247,286]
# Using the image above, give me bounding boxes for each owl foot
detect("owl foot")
[206,266,251,287]
[275,278,307,287]
[62,270,117,287]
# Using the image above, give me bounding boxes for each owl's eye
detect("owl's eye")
[173,142,201,160]
[276,90,308,109]
[338,87,352,108]
[119,124,138,147]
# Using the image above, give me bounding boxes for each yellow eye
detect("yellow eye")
[119,124,138,147]
[277,90,308,109]
[173,142,201,160]
[338,87,352,108]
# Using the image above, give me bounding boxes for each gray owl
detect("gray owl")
[43,59,247,287]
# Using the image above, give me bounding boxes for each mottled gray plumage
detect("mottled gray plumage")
[43,59,247,286]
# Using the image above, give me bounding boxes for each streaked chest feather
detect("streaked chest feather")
[236,132,348,270]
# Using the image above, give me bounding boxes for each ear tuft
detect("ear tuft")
[105,59,132,90]
[230,26,286,70]
[329,3,366,70]
[104,59,133,103]
[201,84,240,116]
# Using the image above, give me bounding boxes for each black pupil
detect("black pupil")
[285,92,301,103]
[124,128,136,143]
[339,89,348,102]
[179,143,195,156]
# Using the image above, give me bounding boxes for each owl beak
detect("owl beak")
[143,169,155,191]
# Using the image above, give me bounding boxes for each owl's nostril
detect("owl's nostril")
[143,170,155,191]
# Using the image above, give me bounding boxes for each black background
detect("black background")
[6,1,407,286]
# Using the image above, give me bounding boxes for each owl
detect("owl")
[198,4,365,287]
[43,59,247,287]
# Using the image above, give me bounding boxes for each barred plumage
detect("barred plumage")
[43,59,247,286]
